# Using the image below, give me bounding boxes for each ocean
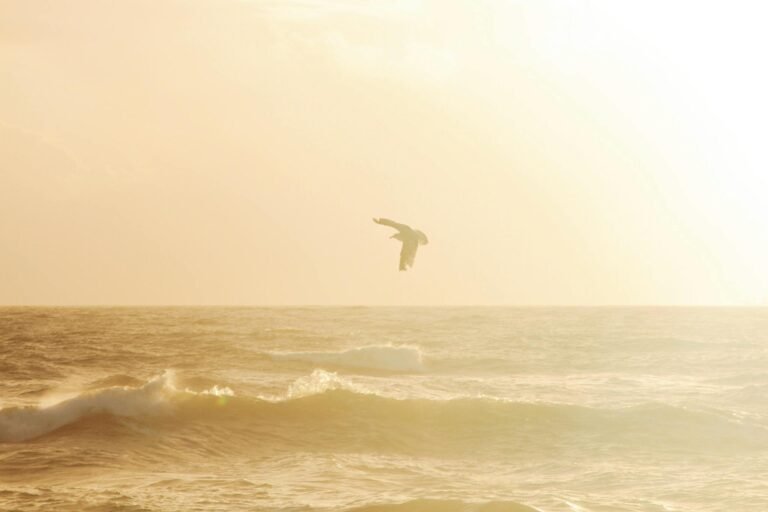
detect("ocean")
[1,307,767,511]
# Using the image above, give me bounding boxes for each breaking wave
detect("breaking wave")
[2,370,765,455]
[283,368,372,399]
[0,370,232,442]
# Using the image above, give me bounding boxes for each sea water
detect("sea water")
[1,307,767,511]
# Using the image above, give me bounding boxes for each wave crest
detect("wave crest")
[286,369,370,399]
[0,370,231,443]
[4,370,765,455]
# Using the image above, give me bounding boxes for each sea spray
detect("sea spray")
[287,369,371,399]
[0,370,234,442]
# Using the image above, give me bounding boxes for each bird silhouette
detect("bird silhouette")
[373,218,428,271]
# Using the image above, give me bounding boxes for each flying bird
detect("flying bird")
[373,218,429,271]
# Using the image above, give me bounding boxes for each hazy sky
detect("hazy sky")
[2,0,768,305]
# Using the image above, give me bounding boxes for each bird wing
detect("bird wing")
[373,218,410,232]
[399,238,419,271]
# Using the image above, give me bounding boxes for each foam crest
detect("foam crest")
[286,369,370,399]
[193,384,235,397]
[0,370,232,442]
[270,345,424,372]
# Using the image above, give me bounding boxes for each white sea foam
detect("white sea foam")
[270,345,424,372]
[193,384,235,397]
[286,369,370,399]
[0,370,233,442]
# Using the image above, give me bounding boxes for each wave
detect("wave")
[346,499,541,512]
[0,370,232,443]
[269,345,424,372]
[282,368,372,399]
[3,370,766,455]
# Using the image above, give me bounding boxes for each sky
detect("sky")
[2,0,768,306]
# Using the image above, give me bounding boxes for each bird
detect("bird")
[373,218,429,271]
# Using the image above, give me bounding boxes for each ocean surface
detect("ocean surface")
[1,307,768,512]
